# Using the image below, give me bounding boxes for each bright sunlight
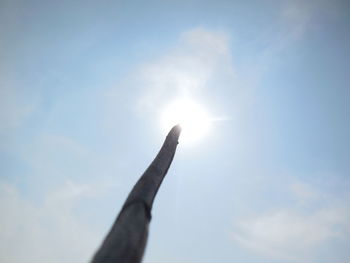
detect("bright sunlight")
[160,98,211,143]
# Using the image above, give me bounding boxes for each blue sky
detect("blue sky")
[1,0,350,262]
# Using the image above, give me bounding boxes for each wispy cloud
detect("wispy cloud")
[280,0,338,40]
[0,128,123,263]
[133,28,239,118]
[250,0,339,75]
[0,181,100,263]
[232,181,350,262]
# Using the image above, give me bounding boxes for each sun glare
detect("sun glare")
[161,98,211,143]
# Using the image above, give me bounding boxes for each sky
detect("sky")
[1,0,350,262]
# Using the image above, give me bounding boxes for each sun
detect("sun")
[160,98,211,143]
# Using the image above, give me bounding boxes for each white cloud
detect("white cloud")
[134,28,239,117]
[0,131,121,262]
[0,181,100,263]
[289,181,320,205]
[45,179,93,209]
[232,182,350,262]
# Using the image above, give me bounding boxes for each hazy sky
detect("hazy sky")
[1,0,350,262]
